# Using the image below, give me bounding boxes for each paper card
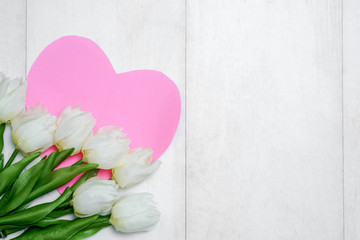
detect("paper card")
[26,36,181,192]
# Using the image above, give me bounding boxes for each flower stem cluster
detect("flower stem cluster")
[0,72,162,239]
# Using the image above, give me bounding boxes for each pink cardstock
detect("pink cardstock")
[26,36,181,193]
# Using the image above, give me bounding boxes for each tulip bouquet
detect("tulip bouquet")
[0,73,161,239]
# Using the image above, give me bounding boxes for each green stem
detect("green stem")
[1,215,110,239]
[47,208,74,219]
[13,215,98,240]
[24,163,98,205]
[71,159,84,166]
[83,215,110,230]
[0,154,4,172]
[0,123,5,154]
[0,187,72,226]
[4,149,19,169]
[54,201,71,211]
[68,216,110,240]
[0,217,69,237]
[0,152,40,196]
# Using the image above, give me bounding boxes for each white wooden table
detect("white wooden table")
[0,0,359,239]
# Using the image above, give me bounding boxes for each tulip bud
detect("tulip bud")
[11,104,56,155]
[112,148,161,188]
[54,106,96,154]
[71,177,119,217]
[0,73,27,123]
[110,193,160,233]
[82,126,130,169]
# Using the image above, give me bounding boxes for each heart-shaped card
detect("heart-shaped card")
[26,36,181,192]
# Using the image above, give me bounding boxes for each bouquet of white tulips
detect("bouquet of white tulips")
[0,72,161,239]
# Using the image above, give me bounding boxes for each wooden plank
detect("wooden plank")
[0,0,26,78]
[26,1,185,239]
[0,0,26,167]
[0,2,27,239]
[186,1,343,239]
[344,1,360,239]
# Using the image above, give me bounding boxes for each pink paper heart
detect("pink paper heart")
[26,36,181,192]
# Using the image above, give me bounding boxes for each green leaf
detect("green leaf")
[0,217,69,236]
[24,163,98,204]
[68,225,109,240]
[47,208,74,218]
[50,148,74,170]
[0,187,72,226]
[40,150,59,177]
[0,123,6,153]
[83,215,110,230]
[71,159,84,166]
[33,217,69,228]
[13,215,98,240]
[0,152,40,196]
[0,153,4,172]
[68,215,111,240]
[86,169,99,180]
[0,160,45,215]
[4,148,19,169]
[11,202,31,214]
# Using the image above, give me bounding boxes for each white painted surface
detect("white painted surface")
[0,3,31,239]
[3,0,185,239]
[2,0,360,239]
[26,1,186,239]
[0,0,26,78]
[0,0,28,172]
[344,0,360,239]
[187,1,343,240]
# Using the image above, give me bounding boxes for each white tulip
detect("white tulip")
[0,73,27,123]
[11,104,56,155]
[71,177,119,217]
[110,193,160,233]
[82,126,130,169]
[112,148,161,188]
[54,106,96,154]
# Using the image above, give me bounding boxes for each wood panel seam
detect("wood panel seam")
[342,0,345,239]
[185,0,187,239]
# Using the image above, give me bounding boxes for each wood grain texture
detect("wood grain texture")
[344,1,360,239]
[0,0,26,78]
[1,0,355,239]
[0,0,27,172]
[186,1,343,239]
[0,2,28,238]
[26,1,185,240]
